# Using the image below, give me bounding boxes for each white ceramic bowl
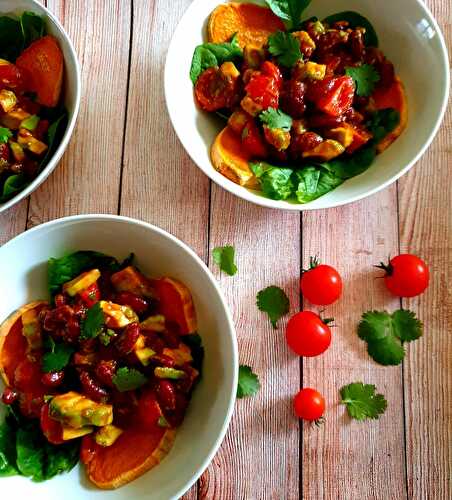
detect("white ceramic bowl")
[0,0,81,213]
[165,0,450,210]
[0,215,238,500]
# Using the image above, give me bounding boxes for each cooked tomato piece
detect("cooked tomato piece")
[137,390,163,430]
[245,73,279,110]
[0,61,26,90]
[261,61,283,89]
[195,67,237,112]
[40,402,64,444]
[307,76,355,117]
[241,119,268,158]
[79,283,101,308]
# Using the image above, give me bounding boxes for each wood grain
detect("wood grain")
[301,190,407,500]
[199,187,301,499]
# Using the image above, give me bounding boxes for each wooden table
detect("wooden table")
[1,1,450,498]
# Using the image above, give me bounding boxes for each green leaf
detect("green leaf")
[190,33,242,83]
[256,285,290,329]
[294,166,343,203]
[366,108,400,143]
[265,0,312,29]
[16,427,46,482]
[42,337,75,373]
[43,440,79,479]
[112,367,148,392]
[182,333,204,376]
[259,108,293,132]
[0,418,18,477]
[237,365,260,399]
[0,127,12,144]
[0,174,28,203]
[20,12,45,48]
[268,31,302,68]
[345,64,380,97]
[358,309,423,365]
[80,302,105,340]
[212,245,238,276]
[250,163,294,201]
[325,145,377,179]
[340,382,387,420]
[0,17,23,60]
[39,112,68,169]
[323,11,379,47]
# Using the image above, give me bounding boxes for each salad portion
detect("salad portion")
[190,1,407,203]
[0,11,68,203]
[0,251,203,489]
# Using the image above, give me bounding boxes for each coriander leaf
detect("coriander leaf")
[112,367,148,392]
[345,64,380,97]
[268,31,302,68]
[212,245,238,276]
[80,302,105,340]
[0,418,17,477]
[265,0,311,29]
[16,427,45,482]
[42,337,75,373]
[250,163,294,200]
[256,286,290,329]
[20,12,45,48]
[0,127,12,144]
[340,382,387,420]
[182,333,204,376]
[358,309,423,365]
[0,174,28,203]
[260,108,293,132]
[294,166,343,203]
[190,33,242,83]
[366,108,400,143]
[237,365,260,399]
[323,11,378,47]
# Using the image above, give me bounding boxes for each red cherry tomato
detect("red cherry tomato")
[307,76,355,116]
[294,388,325,421]
[301,258,343,306]
[261,61,283,89]
[40,403,64,444]
[245,73,279,109]
[286,311,332,357]
[241,119,268,158]
[378,254,430,298]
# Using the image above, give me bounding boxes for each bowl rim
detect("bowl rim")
[0,213,238,499]
[0,0,82,213]
[164,0,450,211]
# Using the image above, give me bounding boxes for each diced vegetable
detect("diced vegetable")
[110,266,155,298]
[62,425,93,441]
[94,425,123,447]
[140,315,165,332]
[21,307,42,351]
[0,89,17,112]
[154,367,186,380]
[302,139,345,161]
[63,269,101,297]
[99,301,138,329]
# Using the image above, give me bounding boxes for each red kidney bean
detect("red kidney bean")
[280,80,307,118]
[72,301,88,318]
[165,393,189,428]
[116,323,140,355]
[80,371,108,402]
[156,380,176,410]
[115,292,149,315]
[41,371,64,388]
[65,318,81,343]
[152,354,175,368]
[317,30,349,55]
[290,132,323,159]
[144,334,165,354]
[43,305,73,332]
[160,330,179,349]
[307,113,345,129]
[2,387,18,405]
[95,360,117,387]
[54,294,67,307]
[349,29,365,61]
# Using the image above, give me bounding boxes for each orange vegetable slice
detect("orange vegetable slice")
[81,427,176,489]
[154,278,197,335]
[211,125,259,188]
[372,77,408,153]
[208,2,285,48]
[0,301,47,385]
[16,35,64,107]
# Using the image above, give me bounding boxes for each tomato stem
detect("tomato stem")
[374,257,393,276]
[301,255,320,274]
[313,416,325,427]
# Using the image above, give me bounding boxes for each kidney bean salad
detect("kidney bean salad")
[190,1,407,203]
[0,11,68,203]
[0,251,203,486]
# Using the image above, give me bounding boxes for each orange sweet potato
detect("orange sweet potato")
[208,2,285,48]
[372,77,408,153]
[0,301,47,385]
[81,427,176,489]
[16,35,64,107]
[154,278,197,335]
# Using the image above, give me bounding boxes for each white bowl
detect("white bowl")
[165,0,450,210]
[0,0,81,213]
[0,215,238,500]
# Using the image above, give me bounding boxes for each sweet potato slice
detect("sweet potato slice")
[81,427,176,489]
[154,278,197,335]
[211,126,259,188]
[0,301,47,385]
[208,2,285,48]
[16,35,64,107]
[372,77,408,153]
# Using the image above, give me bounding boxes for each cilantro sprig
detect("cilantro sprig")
[345,64,380,97]
[257,286,290,329]
[212,245,238,276]
[42,337,75,373]
[268,31,301,68]
[260,108,293,131]
[358,309,423,365]
[237,365,260,399]
[112,367,148,392]
[340,382,387,420]
[0,127,12,144]
[80,302,104,340]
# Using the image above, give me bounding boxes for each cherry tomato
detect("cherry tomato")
[195,67,235,112]
[40,403,64,444]
[307,76,355,116]
[294,388,325,421]
[377,254,430,298]
[241,119,268,158]
[245,73,279,109]
[261,61,283,89]
[286,311,332,357]
[301,258,342,306]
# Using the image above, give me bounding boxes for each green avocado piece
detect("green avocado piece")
[154,367,186,380]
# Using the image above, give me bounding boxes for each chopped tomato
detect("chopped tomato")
[40,403,64,444]
[241,120,268,158]
[195,67,236,112]
[79,282,101,308]
[307,76,355,117]
[261,61,283,89]
[346,125,373,154]
[137,390,163,430]
[245,73,279,110]
[0,61,25,90]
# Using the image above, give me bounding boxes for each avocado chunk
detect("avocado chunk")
[94,424,123,447]
[140,314,165,332]
[162,344,193,366]
[62,425,93,441]
[63,269,101,297]
[99,301,138,328]
[49,391,113,429]
[133,334,156,366]
[154,367,186,380]
[22,308,42,351]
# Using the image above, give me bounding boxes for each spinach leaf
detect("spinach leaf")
[20,12,45,48]
[323,11,378,47]
[265,0,312,30]
[325,145,377,180]
[250,162,294,200]
[294,167,343,203]
[366,108,400,143]
[182,333,205,375]
[43,440,79,479]
[190,34,243,83]
[39,111,68,169]
[0,174,29,203]
[16,427,46,482]
[0,17,23,60]
[0,418,17,477]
